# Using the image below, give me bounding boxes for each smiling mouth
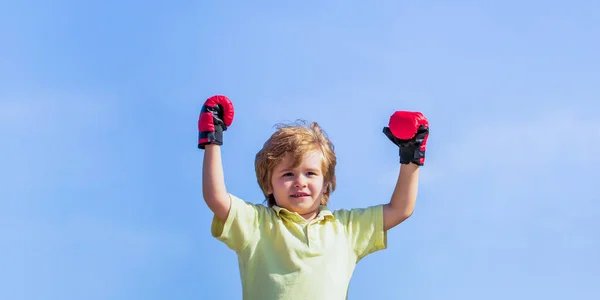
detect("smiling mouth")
[291,193,311,198]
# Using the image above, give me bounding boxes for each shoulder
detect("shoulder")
[229,194,268,209]
[332,205,384,222]
[225,193,279,221]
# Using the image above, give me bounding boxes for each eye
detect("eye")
[307,171,318,176]
[282,172,294,177]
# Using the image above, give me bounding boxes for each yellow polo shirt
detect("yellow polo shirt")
[211,194,387,300]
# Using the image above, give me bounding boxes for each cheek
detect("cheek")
[311,180,325,192]
[271,178,288,192]
[268,178,277,194]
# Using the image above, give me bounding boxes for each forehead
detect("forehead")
[275,150,324,170]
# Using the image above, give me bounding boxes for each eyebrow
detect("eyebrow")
[278,168,321,173]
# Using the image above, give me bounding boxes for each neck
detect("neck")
[300,210,319,222]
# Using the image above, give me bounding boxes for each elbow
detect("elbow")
[203,192,227,206]
[202,184,226,203]
[202,188,213,202]
[390,202,415,221]
[395,208,414,224]
[384,203,415,230]
[203,192,231,222]
[391,198,416,222]
[401,209,414,222]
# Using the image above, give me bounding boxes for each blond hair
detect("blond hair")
[255,121,337,207]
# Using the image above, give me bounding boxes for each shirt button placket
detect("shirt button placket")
[308,226,316,247]
[305,225,310,246]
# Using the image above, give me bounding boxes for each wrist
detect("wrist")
[204,144,221,152]
[400,162,420,169]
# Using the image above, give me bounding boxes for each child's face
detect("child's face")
[269,150,327,218]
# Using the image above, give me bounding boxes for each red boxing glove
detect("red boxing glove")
[383,111,429,165]
[198,95,234,149]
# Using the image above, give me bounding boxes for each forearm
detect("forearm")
[202,145,231,221]
[384,163,419,230]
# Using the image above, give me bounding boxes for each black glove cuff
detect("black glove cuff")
[399,146,425,165]
[198,126,224,149]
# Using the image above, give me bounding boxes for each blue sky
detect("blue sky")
[1,0,599,299]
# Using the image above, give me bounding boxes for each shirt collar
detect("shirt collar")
[272,205,335,223]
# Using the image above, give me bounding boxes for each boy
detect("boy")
[198,95,429,300]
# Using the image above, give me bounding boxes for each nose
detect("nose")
[294,175,307,187]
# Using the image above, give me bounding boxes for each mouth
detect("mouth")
[290,192,311,198]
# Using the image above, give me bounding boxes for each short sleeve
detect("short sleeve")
[335,205,387,261]
[211,194,262,252]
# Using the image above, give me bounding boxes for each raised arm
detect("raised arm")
[198,95,235,222]
[203,145,231,221]
[381,111,429,231]
[383,163,419,230]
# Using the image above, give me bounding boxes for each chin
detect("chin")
[293,201,319,211]
[282,199,315,210]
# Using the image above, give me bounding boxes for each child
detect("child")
[198,95,429,300]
